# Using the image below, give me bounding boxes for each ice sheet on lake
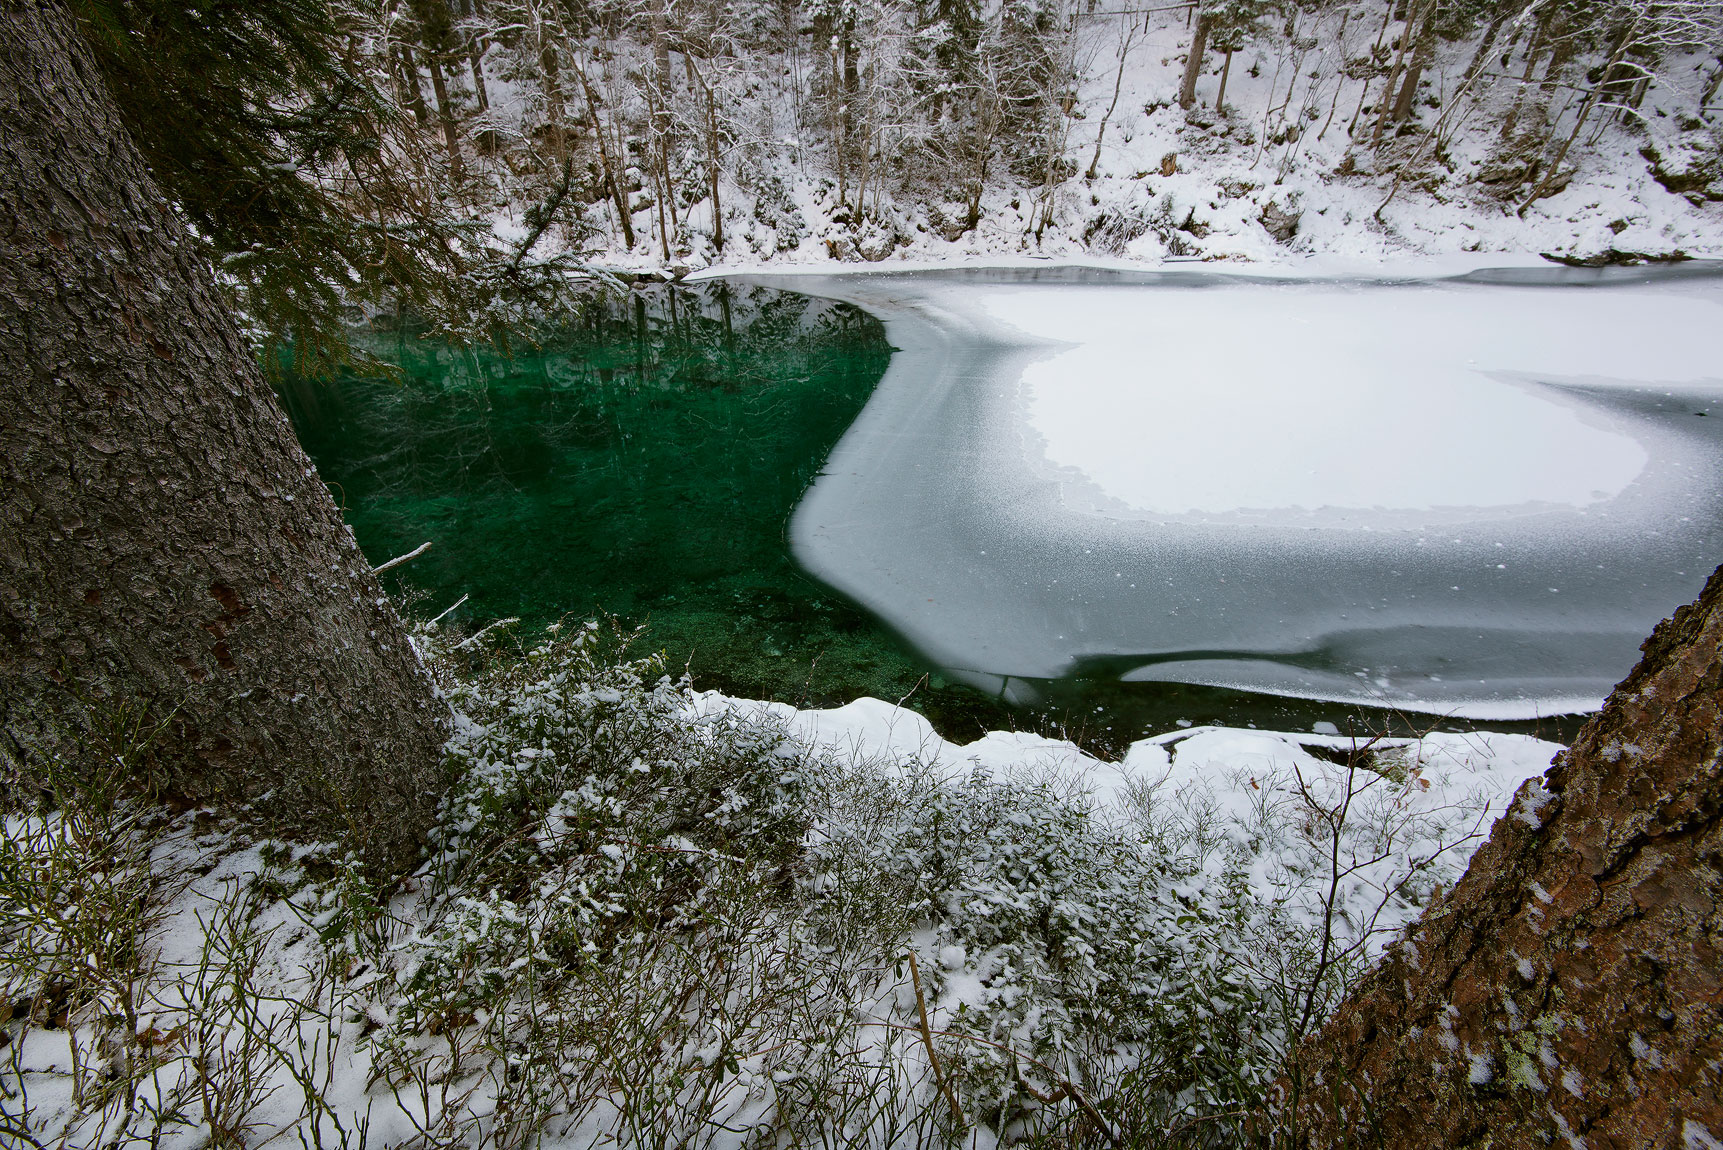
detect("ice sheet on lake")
[993,285,1674,518]
[739,265,1723,717]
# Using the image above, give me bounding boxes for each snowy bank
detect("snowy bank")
[728,691,1564,957]
[6,623,1566,1149]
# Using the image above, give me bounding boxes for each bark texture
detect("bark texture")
[1178,13,1213,110]
[0,0,446,873]
[1285,565,1723,1148]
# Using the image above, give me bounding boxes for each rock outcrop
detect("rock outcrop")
[1259,199,1302,243]
[1285,565,1723,1147]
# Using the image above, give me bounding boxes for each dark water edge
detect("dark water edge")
[281,282,1588,757]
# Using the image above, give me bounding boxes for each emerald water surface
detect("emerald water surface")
[284,282,1583,753]
[285,284,1018,738]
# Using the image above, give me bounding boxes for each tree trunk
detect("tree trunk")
[469,48,489,111]
[1371,0,1420,147]
[1497,9,1547,139]
[454,0,489,113]
[1390,0,1437,122]
[707,95,723,252]
[1463,10,1508,82]
[1178,12,1212,109]
[1517,20,1636,215]
[649,0,677,248]
[1701,57,1723,112]
[0,0,445,876]
[571,56,635,249]
[1316,12,1349,140]
[1537,13,1577,98]
[687,57,724,252]
[840,21,860,213]
[814,14,845,210]
[650,114,673,259]
[425,51,465,179]
[1087,20,1138,180]
[1284,563,1723,1146]
[397,42,430,126]
[539,41,568,161]
[1214,48,1233,111]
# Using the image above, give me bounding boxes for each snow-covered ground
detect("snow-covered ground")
[735,263,1722,718]
[607,13,1723,277]
[9,676,1566,1148]
[741,691,1563,950]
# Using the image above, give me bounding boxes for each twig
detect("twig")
[1074,1,1194,15]
[371,541,433,575]
[429,594,469,626]
[507,151,577,275]
[906,951,964,1127]
[862,1018,1123,1147]
[451,617,519,650]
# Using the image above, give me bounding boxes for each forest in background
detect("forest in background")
[73,0,1723,369]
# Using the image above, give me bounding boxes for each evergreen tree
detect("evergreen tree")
[66,0,589,374]
[2,0,446,875]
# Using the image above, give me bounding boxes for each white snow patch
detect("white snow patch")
[1512,779,1558,828]
[1686,1120,1723,1150]
[980,283,1717,517]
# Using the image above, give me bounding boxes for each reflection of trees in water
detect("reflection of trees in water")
[273,281,986,735]
[282,283,882,506]
[278,282,896,704]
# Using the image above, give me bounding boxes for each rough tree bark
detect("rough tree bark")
[1284,563,1723,1146]
[0,0,446,874]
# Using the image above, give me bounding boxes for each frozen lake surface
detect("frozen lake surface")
[743,265,1723,719]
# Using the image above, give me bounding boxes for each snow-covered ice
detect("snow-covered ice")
[750,264,1723,717]
[987,283,1701,517]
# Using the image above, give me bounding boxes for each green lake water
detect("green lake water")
[283,282,1582,754]
[285,284,1016,738]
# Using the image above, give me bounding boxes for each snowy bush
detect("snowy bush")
[802,761,1276,1133]
[1,617,1555,1148]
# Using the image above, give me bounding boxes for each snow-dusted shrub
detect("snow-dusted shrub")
[746,166,808,252]
[1082,192,1159,253]
[801,758,1285,1140]
[0,728,171,1131]
[370,622,1306,1143]
[431,619,808,893]
[3,617,1536,1148]
[357,621,824,1142]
